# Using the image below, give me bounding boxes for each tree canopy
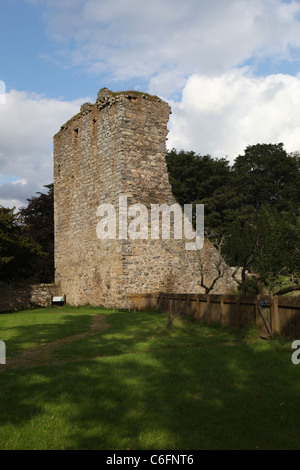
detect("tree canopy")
[0,184,54,284]
[232,143,300,213]
[167,144,300,294]
[0,206,44,283]
[19,184,54,283]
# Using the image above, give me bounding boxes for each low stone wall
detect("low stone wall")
[0,283,60,313]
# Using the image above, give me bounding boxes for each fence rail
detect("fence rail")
[126,293,300,338]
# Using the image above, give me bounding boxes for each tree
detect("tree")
[202,143,300,236]
[19,184,54,283]
[232,143,300,214]
[166,149,231,207]
[225,207,300,295]
[166,148,235,234]
[166,144,300,295]
[0,206,44,283]
[229,220,260,295]
[254,208,299,293]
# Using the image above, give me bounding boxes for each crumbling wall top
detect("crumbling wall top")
[55,87,171,137]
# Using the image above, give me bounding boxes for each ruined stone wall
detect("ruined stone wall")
[54,88,237,307]
[0,283,59,313]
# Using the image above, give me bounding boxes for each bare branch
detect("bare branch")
[232,266,242,287]
[198,234,229,294]
[274,284,300,296]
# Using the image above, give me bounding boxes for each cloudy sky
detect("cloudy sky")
[1,0,300,208]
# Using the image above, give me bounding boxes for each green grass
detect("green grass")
[0,307,93,357]
[0,306,299,450]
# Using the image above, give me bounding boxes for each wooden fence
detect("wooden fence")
[126,293,300,338]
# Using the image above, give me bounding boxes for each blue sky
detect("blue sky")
[1,0,300,208]
[0,0,102,100]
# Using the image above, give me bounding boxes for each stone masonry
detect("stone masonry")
[53,88,237,307]
[0,283,59,313]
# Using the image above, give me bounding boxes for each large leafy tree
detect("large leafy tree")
[166,149,231,207]
[202,143,300,232]
[225,144,300,293]
[166,149,233,231]
[19,184,54,283]
[232,143,300,214]
[0,184,54,284]
[0,206,44,283]
[225,207,300,294]
[167,144,300,294]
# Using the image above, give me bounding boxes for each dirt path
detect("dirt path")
[1,314,109,371]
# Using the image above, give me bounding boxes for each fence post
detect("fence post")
[236,297,241,328]
[272,296,280,335]
[196,295,200,319]
[206,295,211,320]
[255,295,260,330]
[220,296,224,325]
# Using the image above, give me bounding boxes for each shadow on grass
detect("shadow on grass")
[0,310,300,450]
[0,312,93,358]
[50,310,240,361]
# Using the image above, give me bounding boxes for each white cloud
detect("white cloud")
[167,68,300,160]
[0,90,88,209]
[37,0,300,96]
[12,179,27,186]
[3,72,300,211]
[6,1,300,208]
[0,199,24,210]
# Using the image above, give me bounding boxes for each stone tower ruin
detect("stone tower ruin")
[53,88,235,307]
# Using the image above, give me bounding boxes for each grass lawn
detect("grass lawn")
[0,306,299,450]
